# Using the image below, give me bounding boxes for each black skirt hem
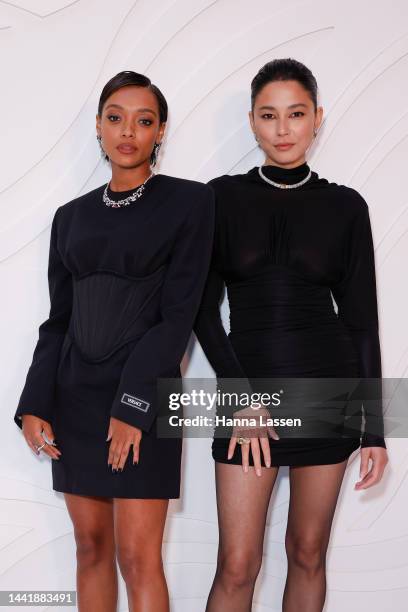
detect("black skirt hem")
[52,485,180,499]
[212,438,361,467]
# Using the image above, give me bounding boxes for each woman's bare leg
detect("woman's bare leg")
[206,462,280,612]
[283,459,349,611]
[114,498,169,612]
[64,493,117,612]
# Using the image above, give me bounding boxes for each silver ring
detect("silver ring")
[35,442,46,452]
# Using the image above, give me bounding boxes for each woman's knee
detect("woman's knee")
[285,533,327,574]
[116,544,163,583]
[216,549,262,591]
[74,527,113,568]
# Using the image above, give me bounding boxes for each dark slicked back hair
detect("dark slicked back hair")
[251,58,318,112]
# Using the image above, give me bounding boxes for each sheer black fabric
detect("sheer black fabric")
[194,162,386,466]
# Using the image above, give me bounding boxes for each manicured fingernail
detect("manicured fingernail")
[266,461,271,468]
[256,469,261,477]
[244,466,248,473]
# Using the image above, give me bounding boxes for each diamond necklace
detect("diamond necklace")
[258,165,312,189]
[103,172,155,208]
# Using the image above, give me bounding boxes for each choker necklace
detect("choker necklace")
[258,165,312,189]
[103,172,155,208]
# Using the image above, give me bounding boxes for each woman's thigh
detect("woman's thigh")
[214,462,280,559]
[113,499,169,564]
[64,493,115,556]
[286,460,349,550]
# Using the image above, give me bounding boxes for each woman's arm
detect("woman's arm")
[193,181,254,405]
[14,207,73,429]
[110,184,215,433]
[331,191,386,448]
[193,266,251,380]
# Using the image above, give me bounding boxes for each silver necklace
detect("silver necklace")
[103,172,155,208]
[258,165,312,189]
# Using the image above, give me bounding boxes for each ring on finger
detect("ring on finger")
[237,437,251,445]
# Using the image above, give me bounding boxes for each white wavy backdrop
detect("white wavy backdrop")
[1,0,407,610]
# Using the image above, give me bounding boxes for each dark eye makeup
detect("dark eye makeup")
[106,114,154,126]
[260,111,305,120]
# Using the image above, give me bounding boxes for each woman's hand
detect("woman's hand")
[21,414,61,460]
[106,416,142,472]
[354,446,388,490]
[227,405,280,476]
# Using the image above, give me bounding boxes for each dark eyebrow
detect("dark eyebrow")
[104,103,157,116]
[258,103,308,111]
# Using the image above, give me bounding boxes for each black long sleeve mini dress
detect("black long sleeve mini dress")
[14,174,215,498]
[193,162,387,467]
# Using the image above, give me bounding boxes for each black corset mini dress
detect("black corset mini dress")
[14,174,214,498]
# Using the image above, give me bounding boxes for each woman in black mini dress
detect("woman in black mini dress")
[194,59,388,611]
[14,71,214,611]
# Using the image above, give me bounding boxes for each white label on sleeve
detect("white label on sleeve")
[121,393,150,412]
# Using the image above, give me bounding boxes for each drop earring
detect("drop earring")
[96,135,109,161]
[151,142,162,167]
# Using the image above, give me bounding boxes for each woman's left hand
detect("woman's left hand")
[354,446,388,490]
[106,417,142,472]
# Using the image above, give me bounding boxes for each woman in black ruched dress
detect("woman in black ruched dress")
[193,59,388,612]
[195,160,386,464]
[13,71,214,611]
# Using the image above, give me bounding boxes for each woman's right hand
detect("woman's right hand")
[106,416,142,471]
[227,405,279,476]
[21,414,61,460]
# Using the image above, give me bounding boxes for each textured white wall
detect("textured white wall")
[1,1,407,610]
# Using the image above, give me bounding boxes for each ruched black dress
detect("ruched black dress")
[194,162,386,466]
[14,174,215,498]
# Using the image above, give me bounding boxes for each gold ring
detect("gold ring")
[237,437,251,445]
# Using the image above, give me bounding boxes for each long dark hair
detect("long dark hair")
[251,58,318,112]
[97,70,168,166]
